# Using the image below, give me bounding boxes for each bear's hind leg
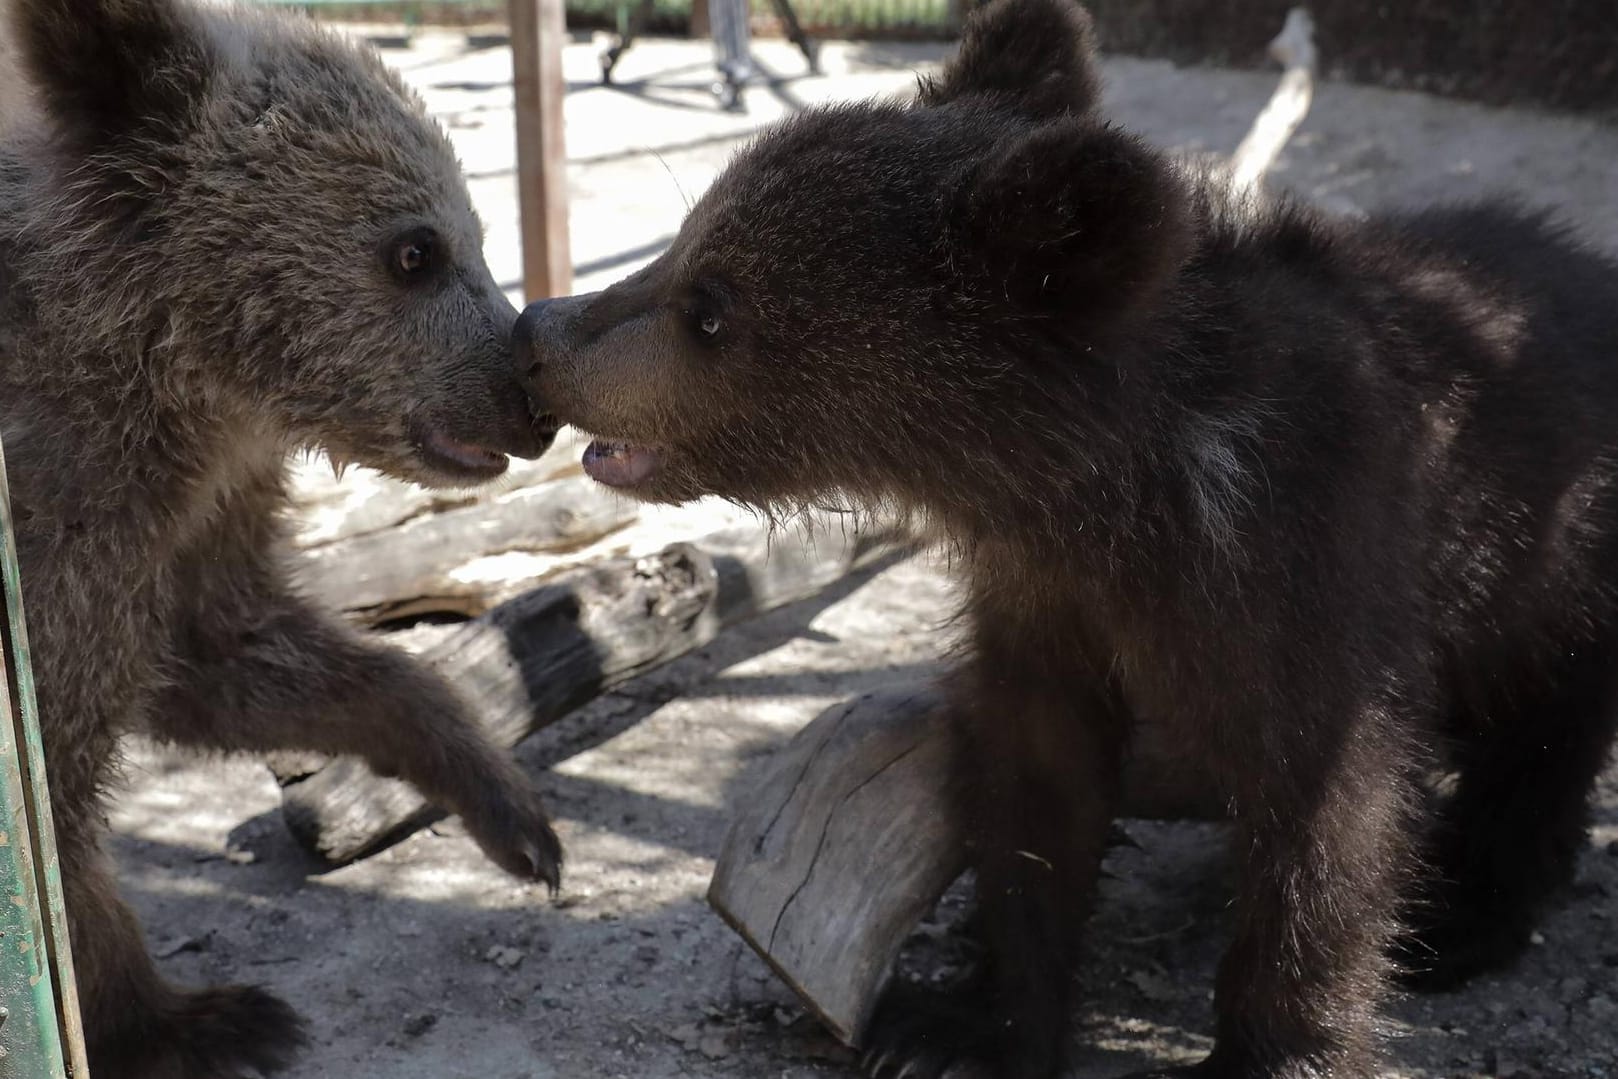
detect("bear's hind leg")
[62,820,306,1079]
[1398,636,1618,991]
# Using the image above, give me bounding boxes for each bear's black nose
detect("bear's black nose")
[512,301,550,378]
[513,294,595,385]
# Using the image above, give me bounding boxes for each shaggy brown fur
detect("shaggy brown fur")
[0,0,565,1075]
[513,0,1618,1076]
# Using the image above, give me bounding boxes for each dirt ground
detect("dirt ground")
[108,29,1618,1079]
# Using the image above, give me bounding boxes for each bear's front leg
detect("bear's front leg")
[1164,685,1420,1079]
[154,592,561,886]
[862,641,1125,1079]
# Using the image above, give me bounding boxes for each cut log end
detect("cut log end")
[707,678,1227,1048]
[708,683,962,1046]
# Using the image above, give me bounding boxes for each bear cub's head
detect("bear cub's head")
[6,0,552,486]
[517,0,1191,512]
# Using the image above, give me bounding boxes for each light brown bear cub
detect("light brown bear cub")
[0,0,562,1075]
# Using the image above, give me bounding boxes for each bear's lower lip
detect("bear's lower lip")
[416,428,510,479]
[582,439,661,488]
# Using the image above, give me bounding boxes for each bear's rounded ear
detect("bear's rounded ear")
[10,0,215,145]
[918,0,1101,120]
[944,118,1193,322]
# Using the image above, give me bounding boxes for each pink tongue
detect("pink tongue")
[582,440,661,487]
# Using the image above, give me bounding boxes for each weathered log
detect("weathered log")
[1229,7,1317,193]
[294,474,638,623]
[707,677,1226,1047]
[279,522,905,866]
[288,436,589,549]
[281,543,717,864]
[708,683,963,1046]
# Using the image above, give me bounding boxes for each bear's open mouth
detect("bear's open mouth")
[415,427,510,480]
[583,439,662,488]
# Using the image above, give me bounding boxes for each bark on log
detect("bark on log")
[294,475,638,623]
[279,523,905,866]
[288,437,588,549]
[708,677,1227,1047]
[281,543,716,864]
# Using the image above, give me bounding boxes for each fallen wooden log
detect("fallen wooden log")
[295,474,639,624]
[278,521,907,866]
[708,683,962,1046]
[288,434,588,549]
[708,677,1226,1047]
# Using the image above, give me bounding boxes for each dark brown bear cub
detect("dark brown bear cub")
[515,0,1618,1075]
[2,0,565,1076]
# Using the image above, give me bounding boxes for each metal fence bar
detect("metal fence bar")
[251,0,959,38]
[0,439,88,1078]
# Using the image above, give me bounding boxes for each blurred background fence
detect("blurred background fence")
[258,0,1618,111]
[259,0,962,39]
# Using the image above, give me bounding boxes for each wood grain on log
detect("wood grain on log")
[287,434,589,549]
[708,677,1227,1047]
[279,522,907,866]
[282,543,718,865]
[294,476,638,623]
[708,683,963,1046]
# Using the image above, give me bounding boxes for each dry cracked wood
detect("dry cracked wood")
[295,474,638,624]
[708,677,1226,1047]
[278,522,907,866]
[708,683,962,1046]
[288,437,587,549]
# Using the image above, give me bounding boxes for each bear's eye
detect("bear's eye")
[398,242,430,275]
[385,227,440,282]
[685,281,730,342]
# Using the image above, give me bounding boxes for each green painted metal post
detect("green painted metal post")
[0,439,89,1078]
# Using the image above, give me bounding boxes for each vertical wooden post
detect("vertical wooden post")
[509,0,573,300]
[690,0,711,40]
